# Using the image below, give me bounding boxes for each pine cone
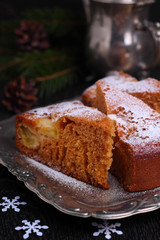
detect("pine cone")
[2,76,38,113]
[15,20,50,52]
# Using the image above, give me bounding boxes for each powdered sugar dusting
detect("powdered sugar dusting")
[100,74,137,85]
[50,100,109,122]
[100,76,160,93]
[116,78,160,93]
[24,156,148,206]
[83,76,160,105]
[98,81,160,155]
[23,106,55,119]
[23,100,109,123]
[82,73,137,98]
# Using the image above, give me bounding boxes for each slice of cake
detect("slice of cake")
[15,100,115,189]
[117,78,160,113]
[96,80,160,192]
[82,73,160,113]
[81,71,138,107]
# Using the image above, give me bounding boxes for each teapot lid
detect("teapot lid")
[92,0,155,4]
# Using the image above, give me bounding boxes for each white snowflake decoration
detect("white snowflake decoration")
[15,220,49,239]
[0,196,27,212]
[92,220,123,239]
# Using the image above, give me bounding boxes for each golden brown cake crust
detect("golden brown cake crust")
[81,71,137,107]
[119,78,160,113]
[96,80,160,192]
[15,100,115,189]
[82,73,160,113]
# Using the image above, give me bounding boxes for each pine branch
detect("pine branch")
[39,71,76,99]
[0,6,85,102]
[36,66,77,82]
[0,59,20,71]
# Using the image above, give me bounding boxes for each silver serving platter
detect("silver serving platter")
[0,116,160,219]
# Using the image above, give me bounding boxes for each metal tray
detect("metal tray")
[0,116,160,219]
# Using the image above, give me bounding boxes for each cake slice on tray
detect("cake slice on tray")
[96,80,160,192]
[82,71,137,107]
[15,100,115,189]
[82,72,160,113]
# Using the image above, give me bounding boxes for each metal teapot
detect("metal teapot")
[83,0,160,76]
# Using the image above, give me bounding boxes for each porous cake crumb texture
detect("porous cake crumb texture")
[15,101,115,189]
[96,80,160,192]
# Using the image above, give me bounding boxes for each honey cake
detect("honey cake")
[81,71,138,107]
[15,100,115,189]
[117,78,160,113]
[96,80,160,192]
[82,73,160,113]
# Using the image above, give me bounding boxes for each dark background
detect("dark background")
[0,0,160,121]
[0,0,160,21]
[0,0,85,20]
[0,0,160,240]
[0,2,160,240]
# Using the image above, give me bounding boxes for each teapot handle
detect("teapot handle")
[144,21,160,69]
[135,20,160,69]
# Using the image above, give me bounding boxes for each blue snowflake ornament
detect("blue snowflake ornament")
[0,196,27,212]
[92,220,123,239]
[15,219,49,239]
